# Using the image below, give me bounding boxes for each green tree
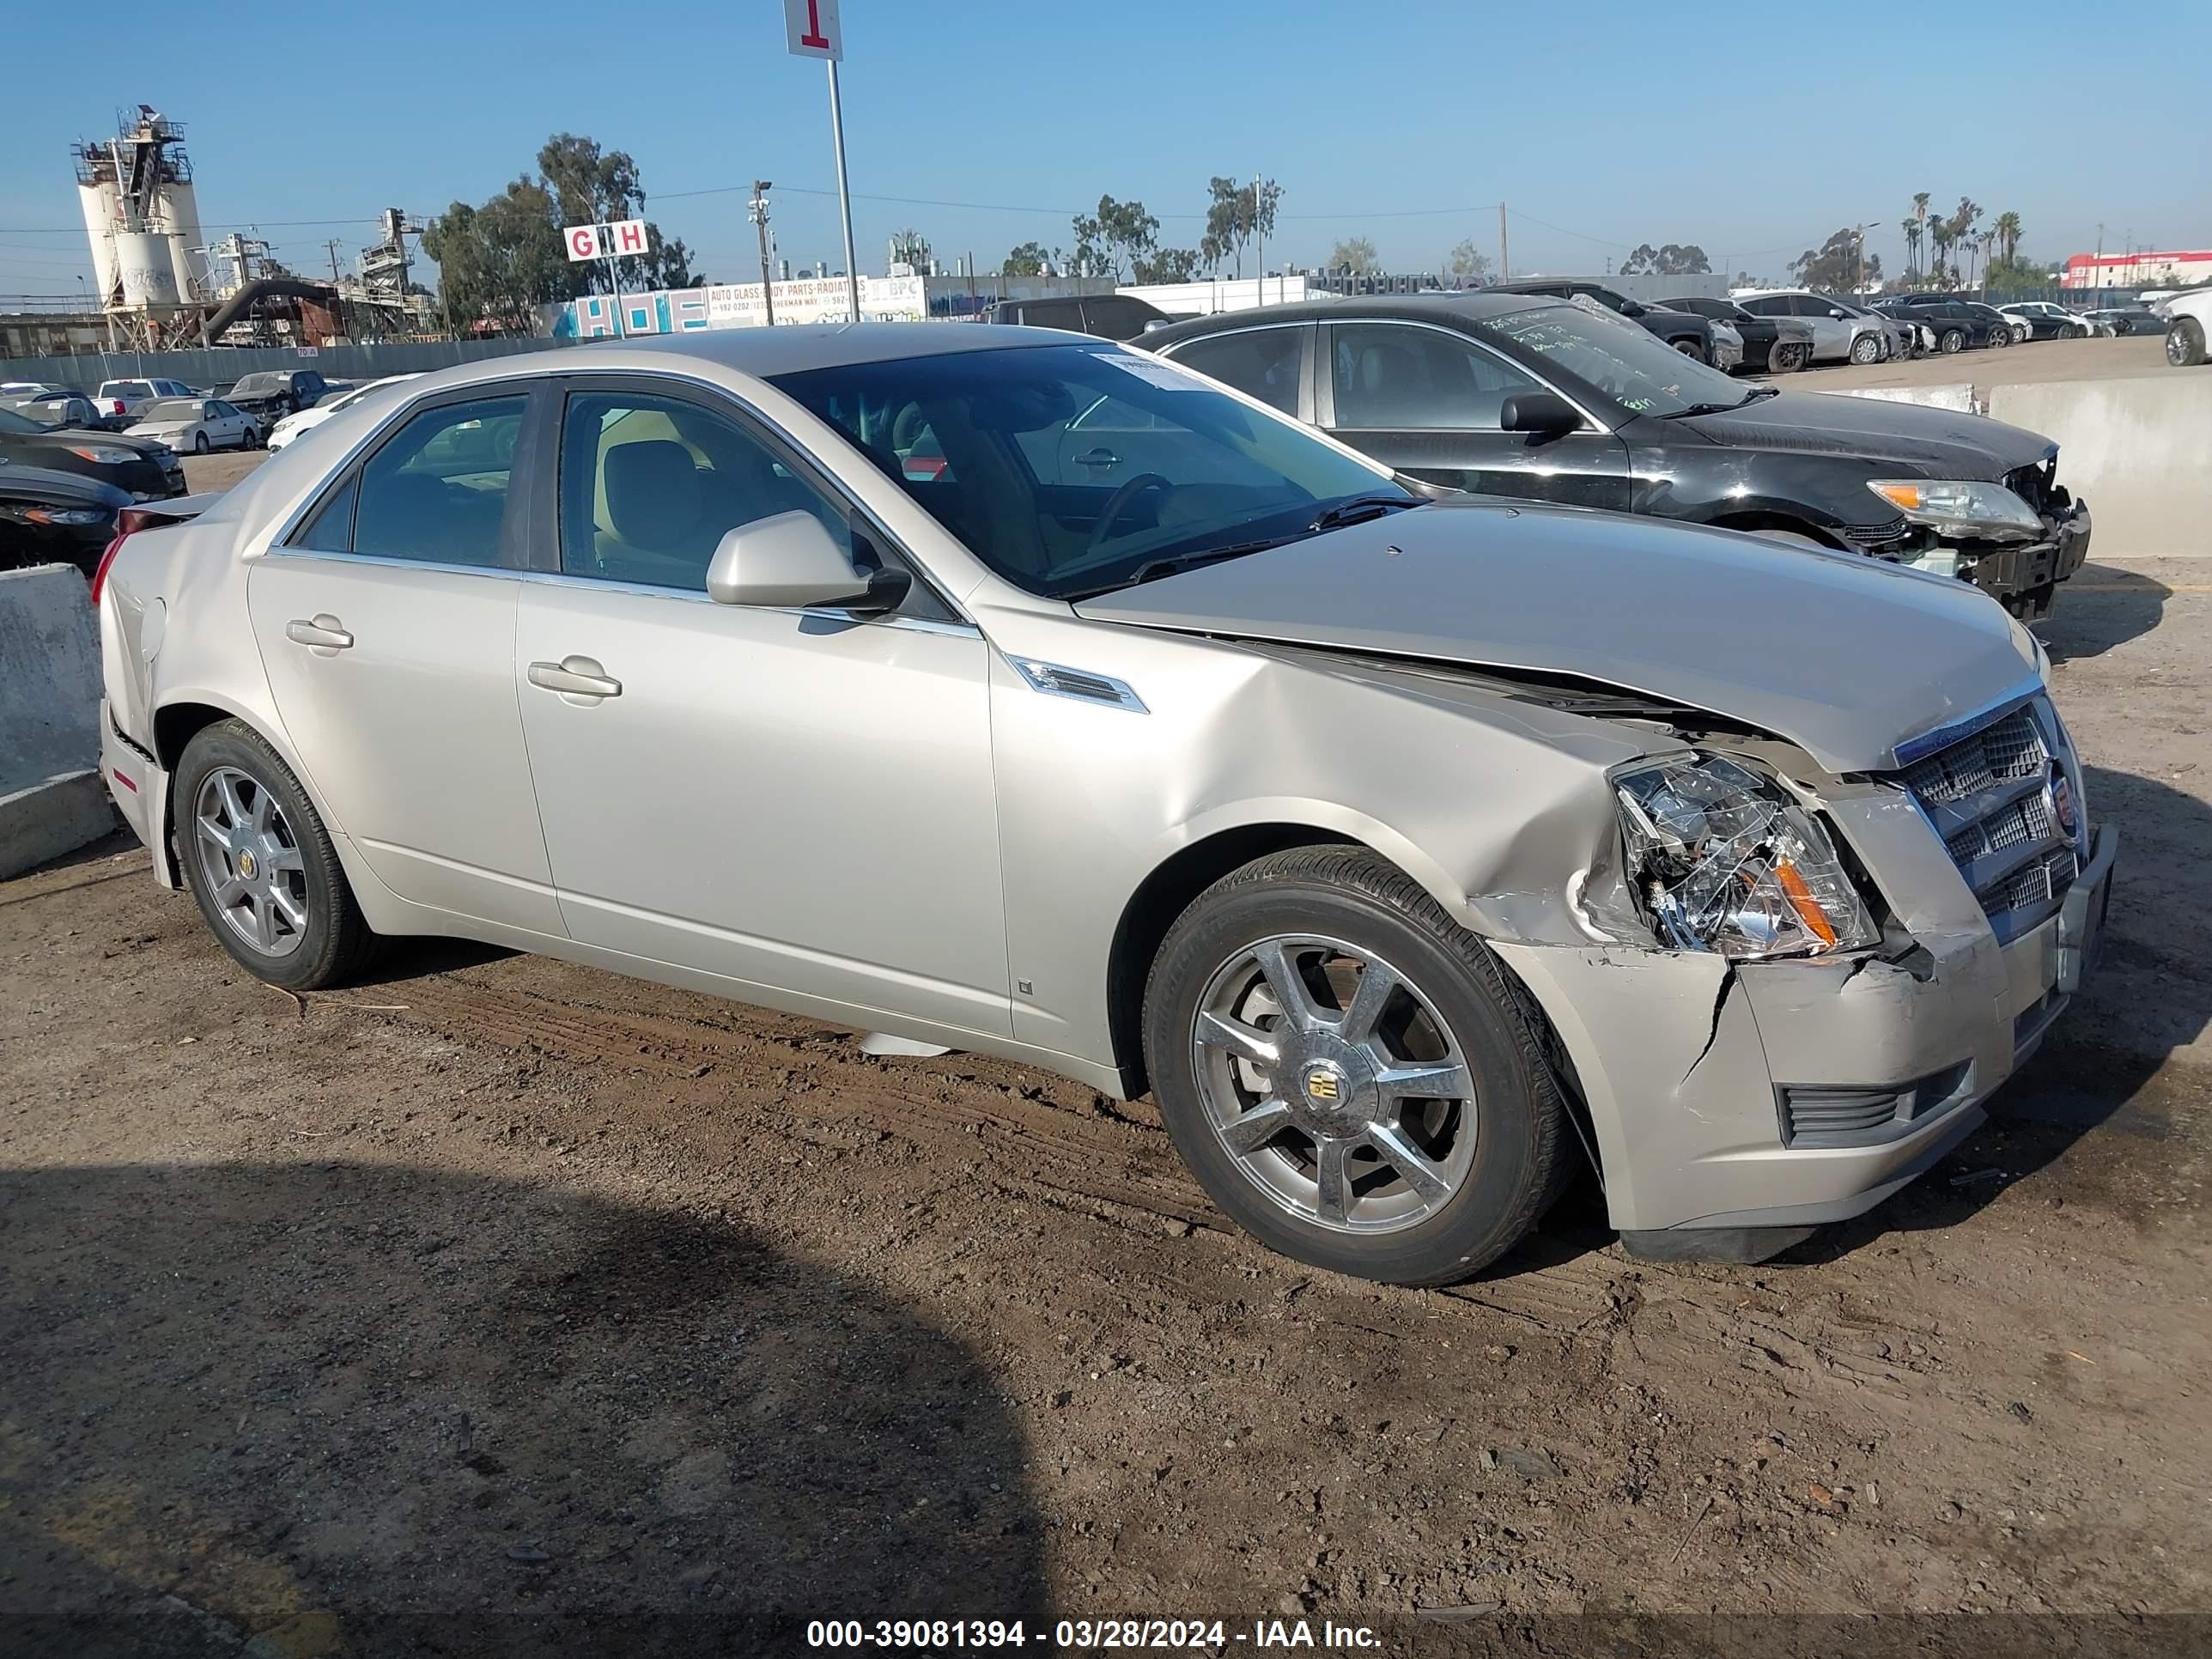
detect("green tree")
[1992,210,2022,267]
[1134,246,1201,283]
[1790,228,1881,292]
[1002,240,1049,276]
[535,132,690,294]
[1620,242,1711,276]
[422,179,572,336]
[1096,195,1160,281]
[1067,210,1111,278]
[1447,238,1490,280]
[1328,235,1380,276]
[1199,175,1285,277]
[1906,191,1932,278]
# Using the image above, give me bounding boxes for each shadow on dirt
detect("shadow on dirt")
[2040,562,2171,663]
[0,1161,1046,1656]
[1784,763,2211,1262]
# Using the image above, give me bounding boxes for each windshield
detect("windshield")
[769,343,1405,599]
[231,374,282,395]
[1476,301,1753,416]
[143,398,201,420]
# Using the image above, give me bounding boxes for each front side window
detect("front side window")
[558,390,852,590]
[348,395,526,567]
[1739,295,1788,317]
[1330,323,1544,431]
[1165,326,1305,416]
[771,342,1401,599]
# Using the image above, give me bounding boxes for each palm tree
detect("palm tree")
[1911,191,1932,278]
[1901,219,1920,280]
[1993,210,2022,267]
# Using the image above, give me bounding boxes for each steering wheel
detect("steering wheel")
[1085,473,1174,556]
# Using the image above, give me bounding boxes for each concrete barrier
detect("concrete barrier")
[1833,373,2212,556]
[1,563,117,878]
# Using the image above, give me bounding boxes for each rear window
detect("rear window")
[100,380,153,398]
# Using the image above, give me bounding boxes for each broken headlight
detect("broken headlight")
[1866,479,2041,543]
[1614,756,1879,959]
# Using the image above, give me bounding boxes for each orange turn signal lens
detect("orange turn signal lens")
[1773,860,1838,947]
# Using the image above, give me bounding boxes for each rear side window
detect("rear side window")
[295,395,526,567]
[1166,326,1305,416]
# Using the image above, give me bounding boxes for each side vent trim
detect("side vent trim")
[1007,656,1148,714]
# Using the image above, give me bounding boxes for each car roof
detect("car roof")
[1141,291,1559,348]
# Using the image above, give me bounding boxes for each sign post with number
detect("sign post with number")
[783,0,859,324]
[565,219,651,339]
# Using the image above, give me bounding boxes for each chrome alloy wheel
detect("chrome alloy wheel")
[1190,936,1476,1236]
[192,766,309,957]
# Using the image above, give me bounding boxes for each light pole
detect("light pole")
[750,182,776,326]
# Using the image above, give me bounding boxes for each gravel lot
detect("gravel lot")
[1778,332,2173,391]
[3,453,2208,1656]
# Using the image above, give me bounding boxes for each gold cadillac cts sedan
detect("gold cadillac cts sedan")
[94,325,2114,1284]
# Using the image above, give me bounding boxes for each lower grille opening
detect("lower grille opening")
[1777,1061,1972,1150]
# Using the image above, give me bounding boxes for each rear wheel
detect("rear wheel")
[175,720,377,992]
[1849,332,1881,365]
[1940,328,1966,354]
[1143,848,1572,1286]
[2168,319,2207,368]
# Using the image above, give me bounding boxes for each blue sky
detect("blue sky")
[3,0,2206,299]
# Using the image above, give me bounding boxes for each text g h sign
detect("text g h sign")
[564,220,651,263]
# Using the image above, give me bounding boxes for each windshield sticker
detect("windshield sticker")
[1087,350,1204,391]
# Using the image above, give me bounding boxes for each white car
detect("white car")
[125,395,262,454]
[264,373,423,451]
[2162,289,2212,367]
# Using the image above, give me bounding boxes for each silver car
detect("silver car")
[94,328,2117,1284]
[1735,291,1903,364]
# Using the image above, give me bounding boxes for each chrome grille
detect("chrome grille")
[1895,700,2079,942]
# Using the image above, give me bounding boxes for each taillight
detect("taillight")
[112,399,126,416]
[88,532,129,607]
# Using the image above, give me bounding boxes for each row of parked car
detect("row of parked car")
[0,369,424,578]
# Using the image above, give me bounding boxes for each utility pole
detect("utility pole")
[750,181,776,326]
[1498,201,1510,281]
[1253,169,1265,307]
[325,239,343,285]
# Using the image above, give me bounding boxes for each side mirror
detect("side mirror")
[1617,298,1647,317]
[1829,308,1848,319]
[1500,392,1582,437]
[705,511,911,613]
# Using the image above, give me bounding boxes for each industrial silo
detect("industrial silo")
[76,156,122,306]
[114,230,182,310]
[159,176,204,302]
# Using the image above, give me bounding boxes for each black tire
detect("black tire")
[2168,319,2207,368]
[174,720,378,992]
[192,431,210,453]
[1672,338,1708,364]
[1849,332,1881,365]
[1142,847,1573,1286]
[1939,328,1966,354]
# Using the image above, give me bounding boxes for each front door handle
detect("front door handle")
[284,615,353,651]
[1073,447,1121,468]
[527,656,623,701]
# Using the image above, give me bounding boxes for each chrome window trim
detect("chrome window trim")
[263,362,977,632]
[259,548,979,638]
[1316,316,1613,435]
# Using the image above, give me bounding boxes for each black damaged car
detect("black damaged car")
[1143,290,2090,619]
[0,403,186,501]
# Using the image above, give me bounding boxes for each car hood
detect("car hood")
[1074,500,2039,775]
[0,460,131,509]
[1675,388,2053,478]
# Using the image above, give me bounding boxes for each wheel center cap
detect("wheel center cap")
[1281,1039,1377,1137]
[236,849,258,880]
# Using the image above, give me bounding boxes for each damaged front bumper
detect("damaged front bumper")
[1492,814,2118,1265]
[1902,499,2092,623]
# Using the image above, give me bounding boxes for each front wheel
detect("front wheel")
[175,720,378,991]
[192,431,210,453]
[1849,331,1882,365]
[1940,328,1966,354]
[1673,338,1708,364]
[2168,319,2208,368]
[1143,848,1572,1286]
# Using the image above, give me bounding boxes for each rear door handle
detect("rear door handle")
[527,656,622,701]
[1073,447,1121,468]
[284,615,353,651]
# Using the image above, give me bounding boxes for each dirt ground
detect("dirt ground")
[3,472,2209,1655]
